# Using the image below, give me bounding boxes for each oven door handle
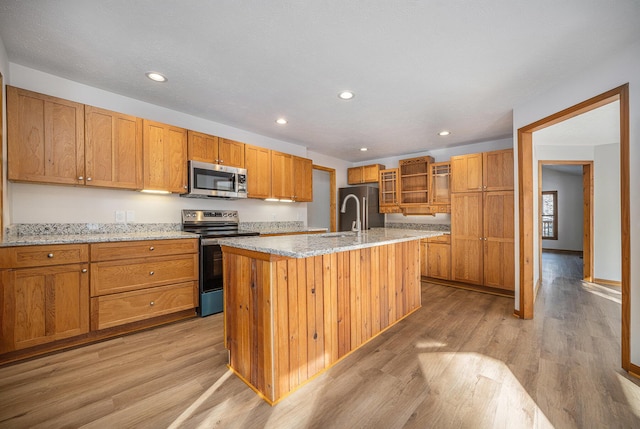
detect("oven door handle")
[201,238,222,246]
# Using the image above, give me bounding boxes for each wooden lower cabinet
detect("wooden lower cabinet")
[222,240,421,404]
[0,243,90,354]
[420,235,451,280]
[0,238,199,363]
[451,190,515,290]
[91,282,196,330]
[1,264,90,353]
[90,239,199,329]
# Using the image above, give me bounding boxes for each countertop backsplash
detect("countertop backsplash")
[239,221,305,232]
[5,223,182,237]
[384,222,450,232]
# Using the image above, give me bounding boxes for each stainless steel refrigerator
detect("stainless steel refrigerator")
[339,186,385,231]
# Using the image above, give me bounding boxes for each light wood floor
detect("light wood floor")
[1,252,638,428]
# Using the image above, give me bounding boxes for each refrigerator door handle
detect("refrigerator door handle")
[363,196,367,230]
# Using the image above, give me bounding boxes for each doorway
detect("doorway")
[517,84,630,370]
[308,165,336,232]
[538,161,594,287]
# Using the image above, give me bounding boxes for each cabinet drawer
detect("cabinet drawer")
[0,244,89,269]
[92,282,197,330]
[91,254,198,296]
[90,239,197,262]
[428,234,451,244]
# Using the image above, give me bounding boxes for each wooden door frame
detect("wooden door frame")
[517,84,630,371]
[538,161,594,289]
[312,164,336,232]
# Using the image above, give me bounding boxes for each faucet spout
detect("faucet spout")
[340,193,361,235]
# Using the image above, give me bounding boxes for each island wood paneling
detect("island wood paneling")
[223,240,421,404]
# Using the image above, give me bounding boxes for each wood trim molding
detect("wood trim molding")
[312,164,337,232]
[517,83,630,371]
[594,278,622,287]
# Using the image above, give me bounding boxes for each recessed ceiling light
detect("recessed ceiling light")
[338,91,355,100]
[360,147,368,151]
[276,118,287,125]
[145,71,167,82]
[438,130,451,136]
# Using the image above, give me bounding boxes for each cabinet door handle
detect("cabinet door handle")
[149,271,155,275]
[150,301,155,306]
[149,246,155,251]
[47,253,54,258]
[81,268,87,273]
[78,176,84,180]
[86,177,92,181]
[219,160,224,163]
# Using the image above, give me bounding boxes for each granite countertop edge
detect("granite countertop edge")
[1,231,199,247]
[218,228,447,258]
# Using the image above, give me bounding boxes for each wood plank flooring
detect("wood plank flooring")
[1,251,638,428]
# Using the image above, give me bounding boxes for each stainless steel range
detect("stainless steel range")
[182,209,258,316]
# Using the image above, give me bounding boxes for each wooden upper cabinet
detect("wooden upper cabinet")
[187,133,244,168]
[245,144,271,199]
[187,130,218,164]
[348,164,385,184]
[7,86,85,185]
[430,162,451,205]
[271,151,294,199]
[217,138,245,168]
[379,168,401,213]
[85,106,143,190]
[450,153,483,193]
[483,149,514,191]
[142,120,187,193]
[293,156,313,202]
[451,149,513,193]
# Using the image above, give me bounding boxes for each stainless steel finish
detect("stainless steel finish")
[339,186,385,232]
[183,160,248,199]
[340,193,361,235]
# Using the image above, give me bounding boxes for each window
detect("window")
[542,191,558,240]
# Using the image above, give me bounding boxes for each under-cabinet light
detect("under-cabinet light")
[438,130,451,136]
[140,189,171,194]
[338,91,355,100]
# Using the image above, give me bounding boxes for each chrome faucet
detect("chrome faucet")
[340,193,361,235]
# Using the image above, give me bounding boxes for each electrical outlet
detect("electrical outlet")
[115,210,125,223]
[126,210,135,222]
[271,213,276,220]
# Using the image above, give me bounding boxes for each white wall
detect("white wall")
[4,64,350,226]
[541,167,583,251]
[513,39,640,363]
[594,143,621,282]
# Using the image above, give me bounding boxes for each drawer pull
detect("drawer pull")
[81,268,88,273]
[149,271,155,276]
[47,253,54,258]
[149,246,155,251]
[150,301,155,306]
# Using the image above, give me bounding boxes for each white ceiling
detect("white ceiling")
[542,164,583,176]
[1,1,638,162]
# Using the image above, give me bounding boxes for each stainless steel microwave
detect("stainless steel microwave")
[183,160,248,199]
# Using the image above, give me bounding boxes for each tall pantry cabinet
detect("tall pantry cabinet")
[450,148,514,290]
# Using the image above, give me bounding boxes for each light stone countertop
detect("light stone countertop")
[0,231,198,247]
[249,227,327,235]
[218,228,447,258]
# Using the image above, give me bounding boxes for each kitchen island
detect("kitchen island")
[219,228,443,404]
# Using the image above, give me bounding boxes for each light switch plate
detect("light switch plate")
[126,210,135,222]
[115,210,126,223]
